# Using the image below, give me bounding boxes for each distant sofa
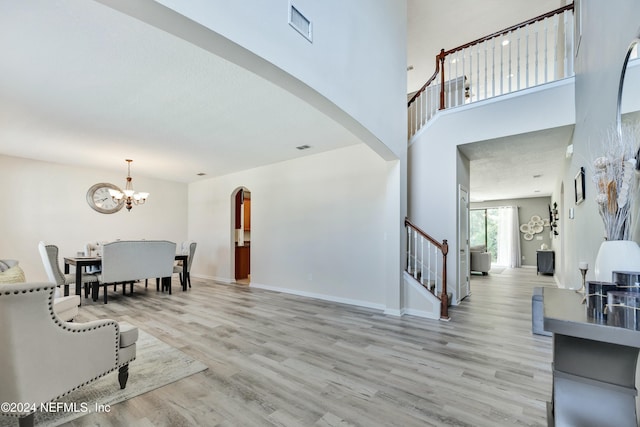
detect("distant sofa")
[470,245,491,275]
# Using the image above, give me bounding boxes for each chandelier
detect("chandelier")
[109,159,149,212]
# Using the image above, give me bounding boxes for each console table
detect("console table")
[543,288,639,427]
[537,250,555,275]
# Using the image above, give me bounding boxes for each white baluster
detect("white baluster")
[484,42,488,100]
[420,93,425,126]
[507,33,513,93]
[413,231,418,280]
[467,49,472,105]
[419,236,424,285]
[516,34,521,91]
[410,99,415,138]
[406,227,412,273]
[553,16,558,81]
[535,29,539,85]
[434,245,439,295]
[469,43,480,102]
[524,25,531,88]
[544,20,549,83]
[492,39,496,98]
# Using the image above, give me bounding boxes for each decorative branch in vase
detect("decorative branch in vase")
[591,123,640,281]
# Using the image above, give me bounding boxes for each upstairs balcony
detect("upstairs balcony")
[408,4,576,140]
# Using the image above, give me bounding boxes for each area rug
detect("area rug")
[0,330,207,427]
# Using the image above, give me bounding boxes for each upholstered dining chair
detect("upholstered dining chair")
[174,241,196,290]
[96,240,177,303]
[0,281,138,427]
[38,241,98,301]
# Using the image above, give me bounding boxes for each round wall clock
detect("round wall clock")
[86,183,125,214]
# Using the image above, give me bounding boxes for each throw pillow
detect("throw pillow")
[0,265,26,284]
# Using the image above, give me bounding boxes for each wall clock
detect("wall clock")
[86,183,125,214]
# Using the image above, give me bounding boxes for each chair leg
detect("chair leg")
[118,364,129,389]
[162,277,171,294]
[92,283,99,301]
[145,278,148,289]
[178,272,184,289]
[103,284,108,304]
[19,413,34,427]
[130,281,134,294]
[187,272,191,288]
[156,277,160,291]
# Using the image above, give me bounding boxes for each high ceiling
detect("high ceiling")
[0,0,571,201]
[0,0,362,183]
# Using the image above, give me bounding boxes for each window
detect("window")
[470,208,498,263]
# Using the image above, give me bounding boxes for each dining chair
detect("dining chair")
[38,241,98,301]
[97,240,176,303]
[174,241,196,290]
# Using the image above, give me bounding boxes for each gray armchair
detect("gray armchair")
[470,245,492,275]
[0,282,138,427]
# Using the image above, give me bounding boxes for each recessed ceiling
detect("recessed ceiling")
[458,126,574,202]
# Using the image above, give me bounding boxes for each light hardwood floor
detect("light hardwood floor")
[70,267,557,427]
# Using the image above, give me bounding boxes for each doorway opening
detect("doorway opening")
[231,187,251,284]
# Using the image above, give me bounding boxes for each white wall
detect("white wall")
[150,0,407,158]
[0,155,187,282]
[98,0,407,161]
[409,79,575,303]
[562,0,640,287]
[188,144,392,309]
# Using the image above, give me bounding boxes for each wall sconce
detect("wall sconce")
[549,202,559,235]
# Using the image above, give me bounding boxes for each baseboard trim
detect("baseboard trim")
[250,282,386,312]
[402,308,440,320]
[191,274,233,285]
[384,308,402,317]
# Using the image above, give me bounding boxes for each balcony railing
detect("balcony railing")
[408,4,575,140]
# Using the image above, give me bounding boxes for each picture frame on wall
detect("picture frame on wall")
[575,167,585,205]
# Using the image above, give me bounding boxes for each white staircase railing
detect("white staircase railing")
[408,4,575,140]
[405,218,449,320]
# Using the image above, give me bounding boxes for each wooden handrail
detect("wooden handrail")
[404,217,443,250]
[407,50,443,107]
[407,4,574,110]
[404,217,449,319]
[443,4,574,56]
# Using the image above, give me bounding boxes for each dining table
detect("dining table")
[64,254,189,297]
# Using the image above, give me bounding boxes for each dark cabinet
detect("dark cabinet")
[235,243,250,280]
[537,250,555,275]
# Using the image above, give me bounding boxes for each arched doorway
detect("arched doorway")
[231,187,251,284]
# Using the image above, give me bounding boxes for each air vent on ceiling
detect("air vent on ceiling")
[289,3,312,42]
[296,144,311,150]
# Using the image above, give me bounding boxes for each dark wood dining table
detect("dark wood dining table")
[64,254,189,297]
